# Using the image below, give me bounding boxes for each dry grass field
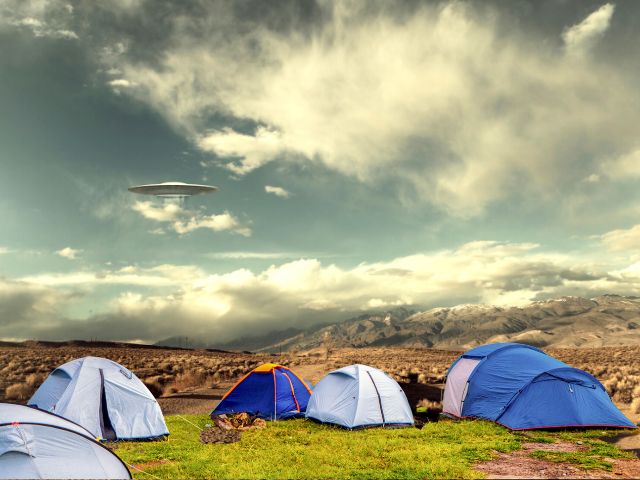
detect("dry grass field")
[1,342,638,420]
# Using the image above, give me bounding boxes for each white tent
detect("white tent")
[305,364,414,429]
[29,356,168,441]
[0,403,131,479]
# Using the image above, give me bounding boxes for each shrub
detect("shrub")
[143,379,164,398]
[174,371,206,391]
[5,383,32,401]
[25,373,44,388]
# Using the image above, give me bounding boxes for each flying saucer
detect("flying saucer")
[128,181,218,197]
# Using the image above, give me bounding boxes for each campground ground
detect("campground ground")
[2,343,640,478]
[145,361,640,479]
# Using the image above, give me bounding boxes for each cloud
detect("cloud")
[0,278,75,336]
[198,127,286,175]
[600,224,640,252]
[132,201,181,222]
[108,78,134,88]
[563,3,615,57]
[601,148,640,180]
[56,247,81,260]
[172,212,251,237]
[132,200,251,236]
[206,251,294,260]
[264,185,291,198]
[1,0,79,40]
[20,264,203,288]
[94,2,639,217]
[0,247,9,255]
[6,239,639,343]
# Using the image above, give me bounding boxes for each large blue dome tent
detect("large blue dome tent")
[212,363,311,420]
[442,343,636,430]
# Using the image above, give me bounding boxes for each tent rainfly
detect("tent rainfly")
[443,342,637,430]
[0,403,131,479]
[213,363,312,420]
[305,364,414,429]
[29,356,168,440]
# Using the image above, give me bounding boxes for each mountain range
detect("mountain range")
[193,294,640,352]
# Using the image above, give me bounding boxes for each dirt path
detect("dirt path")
[158,386,228,415]
[475,442,640,479]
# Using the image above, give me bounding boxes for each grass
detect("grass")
[114,416,638,479]
[528,438,635,471]
[114,416,521,479]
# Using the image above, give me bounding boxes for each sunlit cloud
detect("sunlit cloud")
[5,240,640,343]
[600,224,640,252]
[131,201,251,236]
[563,3,615,58]
[264,185,291,198]
[56,247,81,260]
[108,2,636,217]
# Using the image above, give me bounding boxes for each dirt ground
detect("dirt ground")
[475,441,640,479]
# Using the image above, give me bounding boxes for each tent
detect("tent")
[443,342,636,430]
[213,363,311,420]
[29,356,168,440]
[0,403,131,479]
[305,364,414,429]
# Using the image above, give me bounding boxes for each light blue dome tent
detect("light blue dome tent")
[306,364,414,429]
[0,403,131,479]
[29,356,168,441]
[443,343,636,430]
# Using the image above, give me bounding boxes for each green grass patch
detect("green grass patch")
[114,416,520,479]
[114,416,636,479]
[528,439,635,472]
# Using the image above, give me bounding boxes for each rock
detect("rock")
[200,427,241,444]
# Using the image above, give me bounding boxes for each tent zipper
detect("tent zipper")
[366,371,386,425]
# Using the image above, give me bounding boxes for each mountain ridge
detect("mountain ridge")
[220,295,640,352]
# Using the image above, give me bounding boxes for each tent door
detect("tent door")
[443,358,480,418]
[98,369,117,441]
[366,371,386,425]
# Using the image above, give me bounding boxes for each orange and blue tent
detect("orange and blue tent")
[212,363,312,420]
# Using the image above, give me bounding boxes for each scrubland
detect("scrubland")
[1,342,640,478]
[1,344,639,416]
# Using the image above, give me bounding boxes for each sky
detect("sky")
[2,0,640,345]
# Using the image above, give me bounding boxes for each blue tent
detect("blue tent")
[306,364,414,429]
[212,364,311,420]
[443,343,636,430]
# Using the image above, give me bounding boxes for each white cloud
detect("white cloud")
[206,251,293,260]
[6,15,78,39]
[264,185,291,198]
[197,127,285,175]
[600,224,640,252]
[601,148,640,180]
[131,200,251,236]
[173,211,251,237]
[0,247,9,255]
[108,78,134,88]
[20,264,203,288]
[563,3,615,58]
[109,2,639,216]
[8,239,637,343]
[132,201,182,222]
[56,247,81,260]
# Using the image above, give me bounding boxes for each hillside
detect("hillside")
[249,295,640,352]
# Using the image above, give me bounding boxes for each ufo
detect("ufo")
[128,181,218,197]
